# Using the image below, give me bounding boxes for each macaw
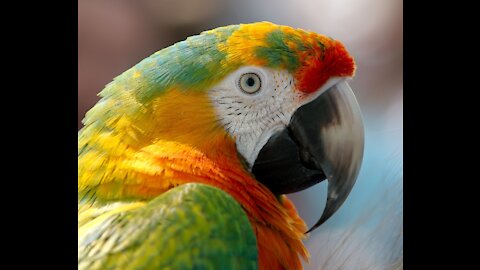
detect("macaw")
[78,21,364,270]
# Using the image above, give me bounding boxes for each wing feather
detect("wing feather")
[79,183,258,270]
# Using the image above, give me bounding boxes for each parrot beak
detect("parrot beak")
[251,80,364,233]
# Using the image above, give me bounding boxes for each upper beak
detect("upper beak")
[251,80,364,233]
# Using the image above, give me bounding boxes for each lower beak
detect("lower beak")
[251,80,364,233]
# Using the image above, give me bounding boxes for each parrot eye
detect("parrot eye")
[238,73,262,94]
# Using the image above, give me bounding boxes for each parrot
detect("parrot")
[78,21,365,270]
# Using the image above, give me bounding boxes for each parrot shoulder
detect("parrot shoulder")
[78,183,258,270]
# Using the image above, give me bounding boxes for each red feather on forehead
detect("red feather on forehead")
[295,40,355,93]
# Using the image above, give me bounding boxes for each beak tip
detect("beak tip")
[305,217,326,234]
[304,197,339,234]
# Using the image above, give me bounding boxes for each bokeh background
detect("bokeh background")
[78,0,403,269]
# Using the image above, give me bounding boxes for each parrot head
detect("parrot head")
[79,21,364,266]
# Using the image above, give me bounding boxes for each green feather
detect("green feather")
[256,29,301,72]
[102,25,240,105]
[79,183,258,270]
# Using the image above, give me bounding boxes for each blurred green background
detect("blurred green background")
[78,0,402,269]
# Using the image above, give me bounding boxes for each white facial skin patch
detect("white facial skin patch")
[209,66,341,169]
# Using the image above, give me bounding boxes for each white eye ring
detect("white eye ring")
[238,73,262,94]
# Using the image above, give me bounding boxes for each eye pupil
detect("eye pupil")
[246,77,255,87]
[238,72,261,94]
